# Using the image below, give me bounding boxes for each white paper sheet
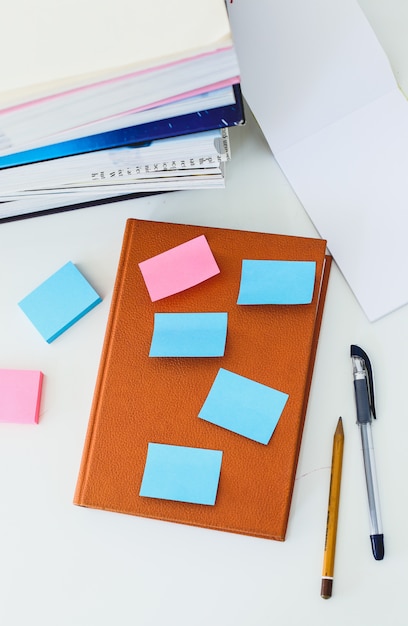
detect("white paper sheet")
[228,0,408,320]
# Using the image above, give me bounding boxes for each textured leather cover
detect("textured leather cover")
[74,218,331,540]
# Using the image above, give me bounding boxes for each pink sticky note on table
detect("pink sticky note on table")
[0,369,44,424]
[138,235,220,301]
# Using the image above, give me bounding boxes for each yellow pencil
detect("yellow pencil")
[321,416,344,599]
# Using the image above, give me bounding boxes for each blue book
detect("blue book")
[0,85,244,169]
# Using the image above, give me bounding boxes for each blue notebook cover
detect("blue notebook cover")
[0,85,244,169]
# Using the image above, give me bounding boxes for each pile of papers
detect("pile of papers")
[0,0,243,221]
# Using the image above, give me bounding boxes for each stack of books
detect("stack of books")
[0,0,244,222]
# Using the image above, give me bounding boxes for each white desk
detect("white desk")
[0,2,406,624]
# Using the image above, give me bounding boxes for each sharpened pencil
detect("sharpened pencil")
[321,417,344,599]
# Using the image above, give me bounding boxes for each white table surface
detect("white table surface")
[0,2,406,624]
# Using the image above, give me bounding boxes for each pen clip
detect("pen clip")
[350,345,376,419]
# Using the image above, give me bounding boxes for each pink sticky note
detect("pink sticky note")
[0,369,44,424]
[138,235,220,301]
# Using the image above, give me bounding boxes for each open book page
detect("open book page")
[228,0,408,320]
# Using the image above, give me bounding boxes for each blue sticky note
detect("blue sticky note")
[140,443,223,505]
[237,260,316,304]
[18,261,102,343]
[198,368,289,445]
[149,312,228,357]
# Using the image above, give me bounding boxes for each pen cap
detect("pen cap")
[351,345,376,419]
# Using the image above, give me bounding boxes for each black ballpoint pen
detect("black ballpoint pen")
[350,345,384,560]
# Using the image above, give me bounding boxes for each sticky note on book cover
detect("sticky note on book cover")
[138,234,220,301]
[199,368,289,444]
[0,369,43,424]
[237,260,316,304]
[140,443,223,505]
[18,261,102,343]
[149,312,228,357]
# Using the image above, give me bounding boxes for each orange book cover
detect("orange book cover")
[74,218,331,540]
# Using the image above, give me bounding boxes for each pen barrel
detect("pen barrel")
[359,422,383,536]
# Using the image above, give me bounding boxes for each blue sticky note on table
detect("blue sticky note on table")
[18,261,102,343]
[237,260,316,304]
[140,443,223,505]
[149,312,228,357]
[198,368,289,445]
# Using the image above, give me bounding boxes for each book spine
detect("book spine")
[73,220,134,505]
[89,156,225,184]
[281,255,332,538]
[0,131,229,197]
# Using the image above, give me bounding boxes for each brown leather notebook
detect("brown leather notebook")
[74,218,331,540]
